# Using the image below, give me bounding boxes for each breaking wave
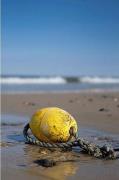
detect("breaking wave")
[1,76,119,84]
[0,76,66,84]
[80,76,119,84]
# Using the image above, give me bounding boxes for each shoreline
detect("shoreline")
[1,88,119,94]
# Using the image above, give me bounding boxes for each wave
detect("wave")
[1,76,119,84]
[0,76,66,84]
[80,76,119,84]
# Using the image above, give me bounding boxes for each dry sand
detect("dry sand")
[2,92,119,133]
[1,91,119,180]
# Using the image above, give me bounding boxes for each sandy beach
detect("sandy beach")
[2,0,119,179]
[1,91,119,180]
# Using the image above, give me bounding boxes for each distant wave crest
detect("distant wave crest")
[1,76,119,84]
[0,76,66,84]
[80,76,119,84]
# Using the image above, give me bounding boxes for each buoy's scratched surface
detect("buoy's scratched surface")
[29,107,78,143]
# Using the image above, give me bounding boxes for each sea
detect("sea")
[1,75,119,93]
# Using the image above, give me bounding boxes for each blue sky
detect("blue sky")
[2,0,119,76]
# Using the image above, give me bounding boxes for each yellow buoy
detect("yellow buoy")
[29,107,78,143]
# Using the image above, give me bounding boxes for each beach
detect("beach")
[1,91,119,180]
[2,0,119,179]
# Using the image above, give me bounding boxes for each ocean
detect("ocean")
[1,75,119,93]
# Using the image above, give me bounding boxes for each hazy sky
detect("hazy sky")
[2,0,119,76]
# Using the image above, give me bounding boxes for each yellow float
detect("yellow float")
[29,107,78,143]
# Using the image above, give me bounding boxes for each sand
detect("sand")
[1,91,119,180]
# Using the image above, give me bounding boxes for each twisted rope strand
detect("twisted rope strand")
[23,123,119,159]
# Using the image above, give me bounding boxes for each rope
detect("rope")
[23,123,119,159]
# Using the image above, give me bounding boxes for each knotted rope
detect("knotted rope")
[23,123,119,159]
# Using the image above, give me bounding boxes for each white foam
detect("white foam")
[0,77,66,84]
[1,76,119,84]
[80,76,119,84]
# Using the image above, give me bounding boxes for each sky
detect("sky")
[2,0,119,76]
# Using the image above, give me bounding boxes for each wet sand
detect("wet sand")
[1,91,119,180]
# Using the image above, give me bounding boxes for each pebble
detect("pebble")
[88,98,93,102]
[99,108,109,112]
[114,98,118,102]
[23,102,36,106]
[34,159,56,167]
[69,99,74,103]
